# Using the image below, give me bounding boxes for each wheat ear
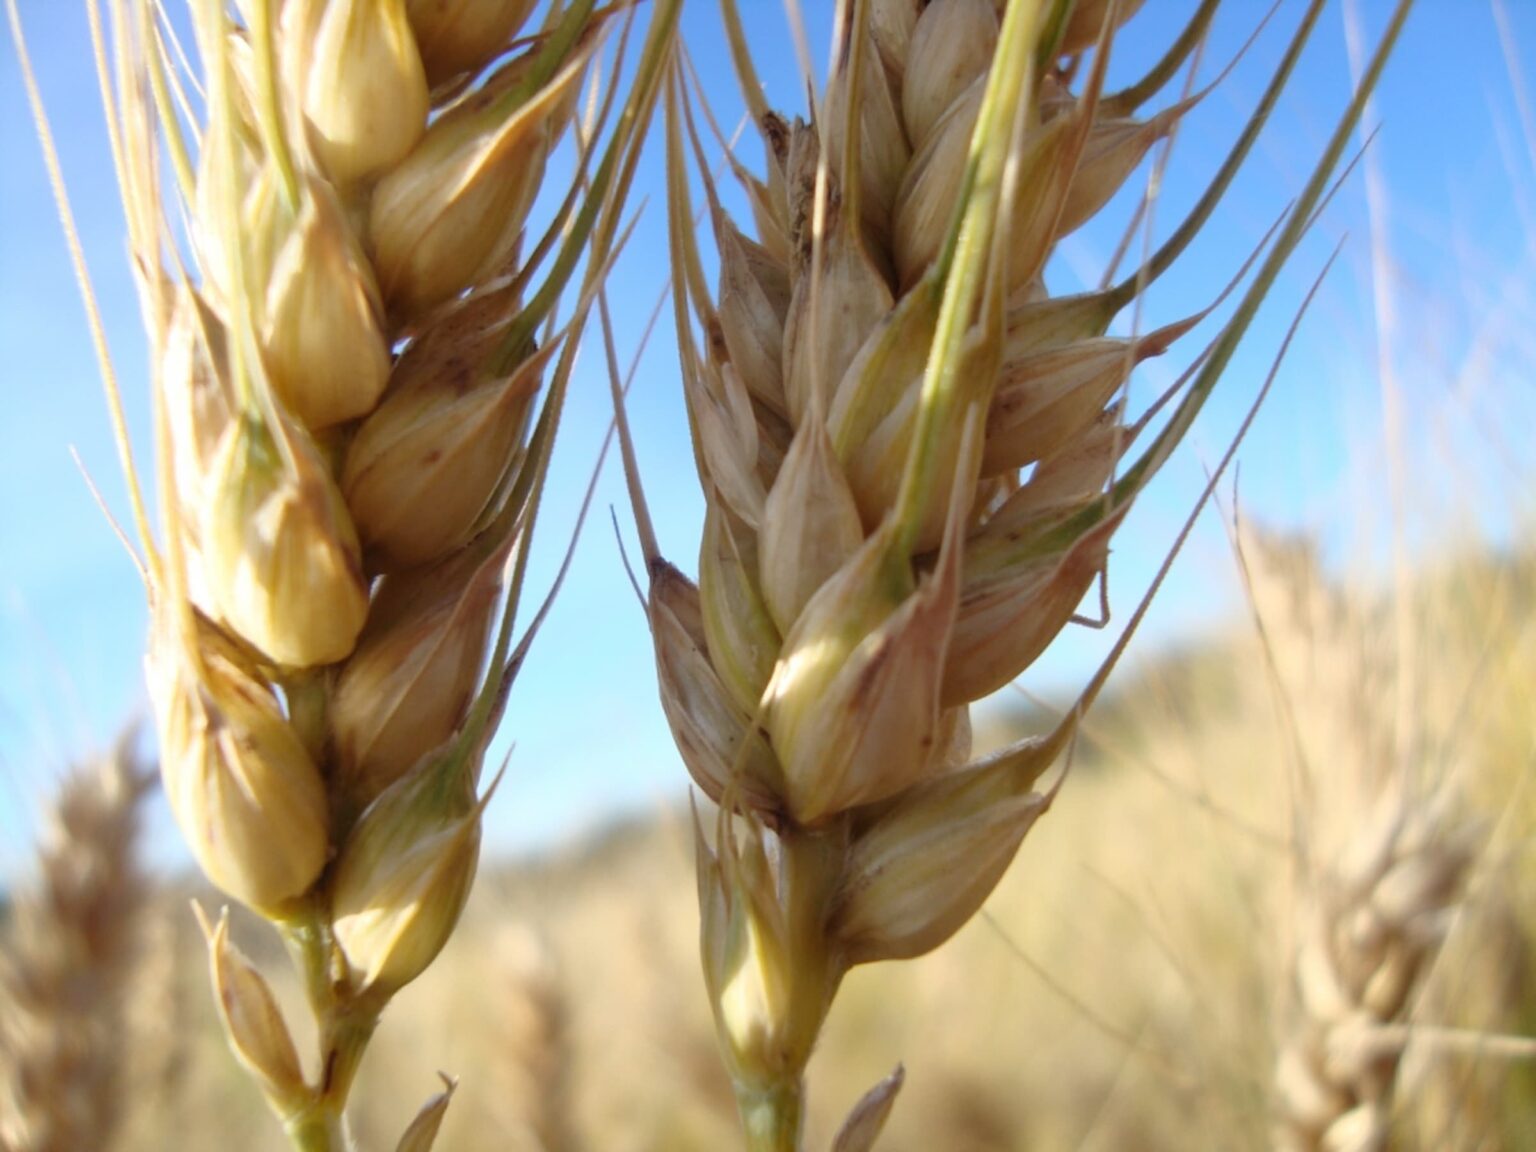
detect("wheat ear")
[0,738,153,1152]
[1237,536,1487,1152]
[40,2,681,1148]
[610,1,1416,1147]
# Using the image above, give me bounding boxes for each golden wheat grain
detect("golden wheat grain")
[0,738,152,1152]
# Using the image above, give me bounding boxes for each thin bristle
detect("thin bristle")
[5,0,156,575]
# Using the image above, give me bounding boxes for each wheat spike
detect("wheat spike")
[57,1,681,1147]
[1239,534,1487,1152]
[0,740,153,1152]
[618,0,1415,1146]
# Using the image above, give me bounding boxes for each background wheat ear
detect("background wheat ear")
[1232,527,1534,1152]
[0,736,153,1152]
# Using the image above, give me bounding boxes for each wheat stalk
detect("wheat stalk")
[606,0,1416,1147]
[4,1,681,1148]
[0,737,153,1152]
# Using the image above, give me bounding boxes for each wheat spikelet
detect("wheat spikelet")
[0,739,152,1152]
[613,0,1414,1146]
[48,1,681,1146]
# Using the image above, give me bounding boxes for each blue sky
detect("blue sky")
[2,1,1533,875]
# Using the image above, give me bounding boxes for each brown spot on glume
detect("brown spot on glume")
[762,112,790,166]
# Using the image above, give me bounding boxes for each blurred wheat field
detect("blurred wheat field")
[13,534,1521,1152]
